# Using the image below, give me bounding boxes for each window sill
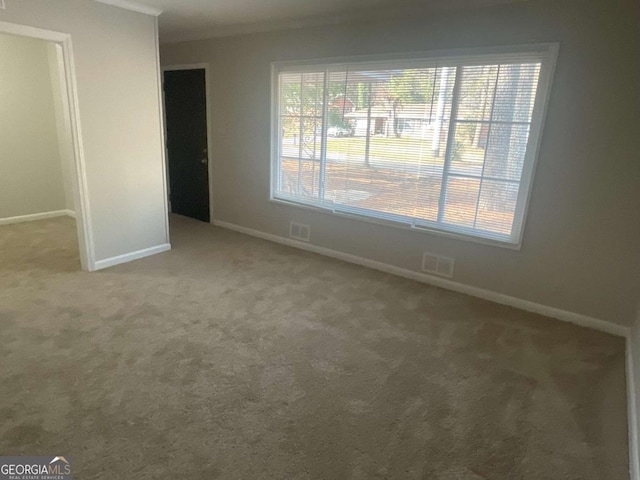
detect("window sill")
[268,196,523,251]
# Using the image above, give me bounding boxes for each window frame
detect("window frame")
[270,43,559,249]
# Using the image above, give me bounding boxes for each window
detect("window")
[271,45,557,246]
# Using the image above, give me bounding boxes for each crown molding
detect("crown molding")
[94,0,162,17]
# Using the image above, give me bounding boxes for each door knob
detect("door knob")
[200,158,208,165]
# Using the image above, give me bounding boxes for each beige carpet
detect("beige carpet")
[0,214,630,479]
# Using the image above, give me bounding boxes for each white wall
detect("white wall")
[0,0,168,264]
[0,33,67,219]
[161,0,640,327]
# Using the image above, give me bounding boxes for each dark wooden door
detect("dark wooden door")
[164,68,210,222]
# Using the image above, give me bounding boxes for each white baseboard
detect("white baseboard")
[0,210,74,226]
[93,243,171,271]
[64,209,76,219]
[213,219,628,338]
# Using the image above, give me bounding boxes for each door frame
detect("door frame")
[161,63,214,224]
[0,20,95,271]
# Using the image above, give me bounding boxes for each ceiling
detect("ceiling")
[126,0,528,44]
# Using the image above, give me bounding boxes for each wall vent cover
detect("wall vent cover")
[289,221,310,242]
[422,252,455,278]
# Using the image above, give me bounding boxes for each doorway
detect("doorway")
[0,21,92,271]
[163,66,211,223]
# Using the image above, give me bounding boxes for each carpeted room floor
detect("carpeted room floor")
[0,214,630,479]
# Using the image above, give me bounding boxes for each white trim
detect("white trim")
[162,64,214,224]
[513,43,559,247]
[628,330,640,480]
[0,21,95,271]
[154,18,171,246]
[270,62,280,197]
[93,0,162,16]
[0,21,68,42]
[269,197,523,250]
[163,64,210,71]
[0,210,71,226]
[271,43,558,72]
[213,219,628,337]
[270,43,558,250]
[93,243,171,270]
[64,209,76,219]
[59,30,96,271]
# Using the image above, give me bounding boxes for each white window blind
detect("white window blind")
[272,46,556,245]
